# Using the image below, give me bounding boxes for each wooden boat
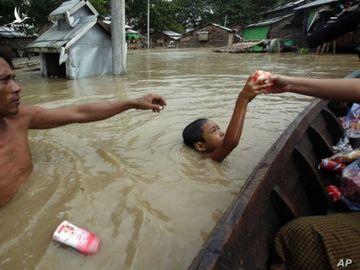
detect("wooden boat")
[188,70,360,270]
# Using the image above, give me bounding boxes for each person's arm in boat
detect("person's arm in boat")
[265,75,360,102]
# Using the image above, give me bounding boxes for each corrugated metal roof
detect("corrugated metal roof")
[181,22,235,37]
[0,26,27,38]
[49,0,98,20]
[263,0,305,14]
[246,13,294,28]
[294,0,340,10]
[211,23,234,32]
[27,15,97,51]
[162,31,182,38]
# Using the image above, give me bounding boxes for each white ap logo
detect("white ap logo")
[337,259,353,268]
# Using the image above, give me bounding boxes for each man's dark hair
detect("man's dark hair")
[0,46,14,68]
[182,118,208,149]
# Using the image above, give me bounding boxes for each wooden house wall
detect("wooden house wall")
[232,24,246,37]
[179,25,233,48]
[334,29,360,52]
[268,14,308,48]
[0,37,35,57]
[151,32,173,47]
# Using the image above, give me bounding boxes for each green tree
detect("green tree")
[126,0,184,33]
[89,0,111,16]
[150,0,184,32]
[0,0,296,35]
[0,0,30,27]
[210,0,279,27]
[0,0,110,33]
[125,0,147,32]
[172,0,216,29]
[26,0,63,31]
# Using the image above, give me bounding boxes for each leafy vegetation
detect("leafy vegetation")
[0,0,295,34]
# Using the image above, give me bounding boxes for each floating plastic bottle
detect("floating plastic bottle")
[52,220,100,255]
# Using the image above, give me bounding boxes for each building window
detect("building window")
[197,31,209,41]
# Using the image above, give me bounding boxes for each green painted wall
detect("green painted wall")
[243,26,270,41]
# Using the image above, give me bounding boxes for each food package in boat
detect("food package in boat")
[326,185,360,211]
[341,158,360,205]
[339,103,360,139]
[333,136,352,152]
[328,148,360,164]
[318,158,346,174]
[52,220,100,255]
[250,70,273,93]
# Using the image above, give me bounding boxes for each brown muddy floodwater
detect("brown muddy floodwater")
[0,49,359,270]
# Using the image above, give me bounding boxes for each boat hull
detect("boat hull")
[188,71,360,270]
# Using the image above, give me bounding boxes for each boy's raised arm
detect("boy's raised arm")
[206,75,268,162]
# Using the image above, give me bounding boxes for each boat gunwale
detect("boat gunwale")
[188,98,331,269]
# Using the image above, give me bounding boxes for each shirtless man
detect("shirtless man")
[0,55,166,207]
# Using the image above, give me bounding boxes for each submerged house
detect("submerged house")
[233,0,359,54]
[0,26,35,58]
[243,14,298,52]
[294,0,360,52]
[261,0,307,18]
[242,0,310,52]
[27,0,113,79]
[179,23,239,48]
[150,30,182,48]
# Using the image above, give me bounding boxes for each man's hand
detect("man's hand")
[133,94,167,113]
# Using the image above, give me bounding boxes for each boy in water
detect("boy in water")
[182,71,271,162]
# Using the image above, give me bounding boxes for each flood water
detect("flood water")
[0,49,359,270]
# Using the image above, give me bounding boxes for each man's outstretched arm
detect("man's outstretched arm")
[27,94,166,129]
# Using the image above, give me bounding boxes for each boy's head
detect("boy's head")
[182,118,224,153]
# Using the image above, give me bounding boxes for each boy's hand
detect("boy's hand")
[239,72,272,102]
[133,94,167,112]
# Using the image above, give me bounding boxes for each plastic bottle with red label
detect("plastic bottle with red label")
[326,185,360,212]
[319,159,346,174]
[52,220,100,255]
